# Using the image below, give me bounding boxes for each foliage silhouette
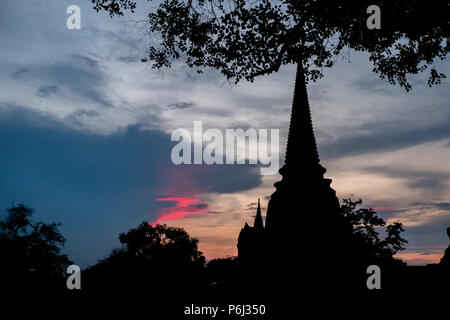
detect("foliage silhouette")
[85,222,206,293]
[205,256,239,288]
[0,203,72,291]
[92,0,448,90]
[341,198,407,265]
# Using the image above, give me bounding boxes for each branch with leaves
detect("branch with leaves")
[92,0,449,90]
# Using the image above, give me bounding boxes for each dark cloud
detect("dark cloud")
[0,103,67,131]
[36,85,58,98]
[363,166,449,192]
[193,166,261,194]
[409,178,444,190]
[10,55,111,108]
[69,54,99,68]
[349,75,396,95]
[375,208,410,221]
[44,58,110,107]
[117,56,141,63]
[434,203,450,211]
[168,102,195,109]
[320,118,450,159]
[164,163,262,195]
[402,214,450,256]
[409,202,450,211]
[0,105,263,266]
[65,109,100,128]
[191,203,208,210]
[0,115,171,267]
[68,109,100,118]
[373,201,450,260]
[11,68,30,80]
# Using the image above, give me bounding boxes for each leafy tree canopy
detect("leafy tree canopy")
[341,198,407,263]
[0,203,72,284]
[93,0,449,90]
[85,222,205,291]
[117,222,205,266]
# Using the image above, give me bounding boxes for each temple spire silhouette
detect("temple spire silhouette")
[238,63,354,288]
[237,199,266,265]
[264,63,340,233]
[282,63,325,178]
[253,199,264,230]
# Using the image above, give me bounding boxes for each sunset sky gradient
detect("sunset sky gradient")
[0,0,449,267]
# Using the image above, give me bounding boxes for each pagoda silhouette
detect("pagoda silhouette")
[237,198,266,267]
[237,64,355,290]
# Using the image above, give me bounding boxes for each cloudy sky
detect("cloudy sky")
[0,0,449,267]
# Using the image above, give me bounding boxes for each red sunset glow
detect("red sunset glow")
[153,196,207,225]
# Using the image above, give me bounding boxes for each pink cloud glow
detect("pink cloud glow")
[153,196,208,225]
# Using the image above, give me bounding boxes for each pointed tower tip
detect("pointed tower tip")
[254,198,264,230]
[283,63,325,177]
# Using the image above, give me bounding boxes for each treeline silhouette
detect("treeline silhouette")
[1,201,448,314]
[83,222,207,294]
[0,203,72,293]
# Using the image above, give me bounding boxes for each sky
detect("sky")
[0,0,449,267]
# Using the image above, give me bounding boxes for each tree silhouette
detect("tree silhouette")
[206,256,239,287]
[85,222,206,293]
[341,199,407,264]
[92,0,448,90]
[0,203,72,291]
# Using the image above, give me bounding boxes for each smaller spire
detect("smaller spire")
[253,198,264,230]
